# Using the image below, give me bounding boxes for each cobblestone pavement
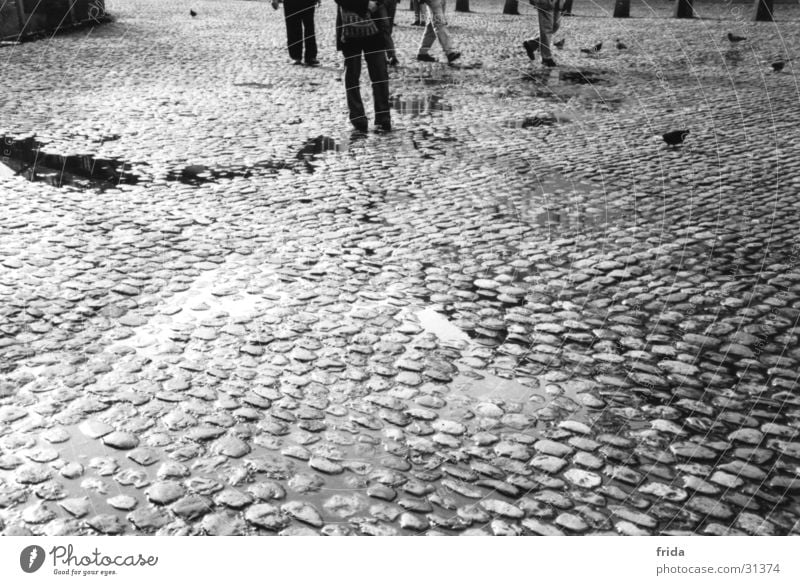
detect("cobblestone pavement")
[1,0,800,536]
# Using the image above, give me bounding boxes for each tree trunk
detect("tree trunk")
[455,0,469,12]
[753,0,773,21]
[503,0,519,15]
[674,0,693,19]
[613,0,630,18]
[561,0,573,15]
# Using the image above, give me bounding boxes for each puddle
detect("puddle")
[496,173,617,233]
[416,307,471,345]
[117,267,282,360]
[522,68,611,87]
[503,114,562,129]
[295,135,349,172]
[451,372,537,402]
[0,135,140,190]
[391,94,452,117]
[520,68,625,111]
[232,82,273,89]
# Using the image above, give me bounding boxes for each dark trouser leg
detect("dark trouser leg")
[384,0,397,59]
[363,36,390,124]
[343,44,367,127]
[301,2,317,62]
[283,1,303,60]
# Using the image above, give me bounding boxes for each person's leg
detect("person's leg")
[417,3,436,56]
[301,0,317,63]
[343,44,367,129]
[283,0,303,61]
[412,0,422,24]
[364,35,391,126]
[537,0,555,60]
[428,0,454,55]
[552,0,561,36]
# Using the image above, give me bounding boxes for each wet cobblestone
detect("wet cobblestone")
[2,0,800,535]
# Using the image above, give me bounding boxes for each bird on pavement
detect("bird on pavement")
[580,42,602,55]
[662,130,689,146]
[190,9,197,17]
[615,39,627,50]
[772,61,785,72]
[727,32,746,43]
[554,39,565,50]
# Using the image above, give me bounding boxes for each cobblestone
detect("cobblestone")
[1,0,799,536]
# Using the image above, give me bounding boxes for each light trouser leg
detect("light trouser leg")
[536,0,556,60]
[417,5,437,54]
[428,0,454,54]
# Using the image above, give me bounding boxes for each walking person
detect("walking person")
[335,0,392,133]
[523,0,561,67]
[273,0,319,66]
[416,0,460,64]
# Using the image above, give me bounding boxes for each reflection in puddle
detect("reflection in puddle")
[416,307,471,345]
[520,68,624,111]
[0,135,140,190]
[496,173,616,232]
[164,160,291,184]
[531,205,612,228]
[232,82,273,89]
[391,94,452,116]
[295,135,349,172]
[503,114,561,129]
[118,267,280,360]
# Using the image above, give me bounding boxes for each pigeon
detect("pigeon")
[727,32,746,43]
[662,130,689,146]
[580,42,602,55]
[771,61,785,72]
[615,39,627,50]
[190,9,197,17]
[554,39,565,50]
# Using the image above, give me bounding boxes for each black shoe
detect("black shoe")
[375,121,392,133]
[446,51,461,64]
[542,58,557,67]
[523,38,540,60]
[305,59,320,67]
[416,53,436,62]
[290,58,302,65]
[351,120,368,132]
[412,20,424,26]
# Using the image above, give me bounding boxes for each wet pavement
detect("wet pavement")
[1,0,800,536]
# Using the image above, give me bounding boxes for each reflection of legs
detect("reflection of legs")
[283,1,303,61]
[364,36,391,125]
[428,0,454,54]
[418,5,436,55]
[343,46,367,128]
[301,3,317,62]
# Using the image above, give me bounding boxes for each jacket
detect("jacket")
[334,0,377,52]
